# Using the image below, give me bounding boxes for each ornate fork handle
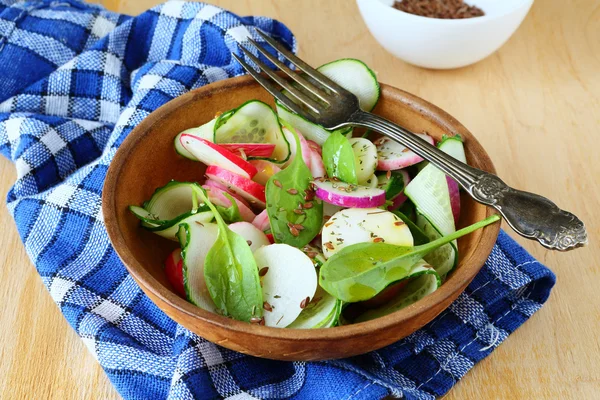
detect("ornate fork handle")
[349,111,588,251]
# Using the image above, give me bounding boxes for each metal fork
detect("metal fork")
[232,30,587,251]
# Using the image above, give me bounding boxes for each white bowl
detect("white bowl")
[356,0,534,69]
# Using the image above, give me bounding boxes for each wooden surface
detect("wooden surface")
[0,0,598,398]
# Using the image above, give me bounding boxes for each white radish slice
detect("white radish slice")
[282,127,312,168]
[202,185,256,222]
[307,140,322,156]
[321,207,413,259]
[219,143,275,159]
[348,137,378,184]
[363,174,378,188]
[180,134,257,179]
[205,165,266,208]
[252,209,270,232]
[312,179,386,208]
[203,179,250,207]
[249,159,281,186]
[253,244,318,328]
[323,202,344,223]
[177,222,219,312]
[228,222,270,252]
[375,133,434,171]
[309,148,326,178]
[447,176,460,224]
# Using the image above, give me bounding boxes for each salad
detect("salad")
[129,59,499,328]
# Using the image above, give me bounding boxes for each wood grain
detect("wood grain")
[1,0,598,398]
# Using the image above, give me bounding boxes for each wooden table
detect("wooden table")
[1,0,598,398]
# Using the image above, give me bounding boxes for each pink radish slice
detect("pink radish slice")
[312,179,386,208]
[307,140,322,156]
[220,143,275,158]
[228,222,270,252]
[447,176,460,224]
[165,249,185,297]
[387,193,408,211]
[203,179,250,207]
[252,209,270,232]
[180,134,257,179]
[202,185,256,222]
[309,148,326,178]
[205,165,266,208]
[282,127,312,168]
[375,133,434,171]
[249,160,281,186]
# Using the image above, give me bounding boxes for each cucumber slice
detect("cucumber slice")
[318,58,380,112]
[364,174,378,188]
[276,103,351,146]
[149,210,214,241]
[288,285,342,329]
[177,222,219,312]
[214,100,290,164]
[437,135,466,163]
[376,170,410,200]
[129,205,163,227]
[174,119,216,160]
[144,181,199,221]
[349,137,378,185]
[301,244,327,268]
[276,59,379,145]
[355,261,440,322]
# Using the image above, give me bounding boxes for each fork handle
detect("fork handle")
[348,110,588,251]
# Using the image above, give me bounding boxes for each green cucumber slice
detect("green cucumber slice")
[437,135,466,163]
[355,261,440,322]
[174,119,216,160]
[143,181,200,221]
[276,58,380,145]
[177,222,219,312]
[128,205,163,228]
[302,244,327,268]
[318,58,380,112]
[148,209,214,241]
[377,170,409,200]
[288,285,342,329]
[214,100,290,164]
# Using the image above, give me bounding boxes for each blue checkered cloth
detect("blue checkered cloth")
[0,1,556,399]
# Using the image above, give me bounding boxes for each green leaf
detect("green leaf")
[215,193,242,224]
[392,211,430,246]
[319,214,500,302]
[266,122,323,248]
[192,186,263,322]
[322,131,358,184]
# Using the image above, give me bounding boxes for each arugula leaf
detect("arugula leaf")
[322,131,358,184]
[319,214,500,302]
[215,193,242,224]
[193,186,263,322]
[266,122,323,248]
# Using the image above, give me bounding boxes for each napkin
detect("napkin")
[0,1,556,399]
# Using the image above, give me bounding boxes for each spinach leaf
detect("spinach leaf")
[266,122,323,248]
[193,185,263,322]
[215,193,242,224]
[322,131,358,184]
[392,211,430,246]
[319,214,500,302]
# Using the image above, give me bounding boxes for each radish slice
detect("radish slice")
[312,179,386,208]
[253,244,318,328]
[205,165,266,208]
[174,119,215,159]
[388,192,408,211]
[249,160,281,186]
[447,176,461,224]
[375,133,434,171]
[309,148,326,179]
[348,137,378,184]
[228,222,270,252]
[203,179,250,207]
[180,134,257,179]
[266,233,275,244]
[202,185,256,222]
[252,209,270,232]
[323,202,344,223]
[321,208,414,259]
[282,127,312,168]
[220,143,275,159]
[177,222,219,312]
[363,174,378,188]
[165,249,185,297]
[307,140,322,156]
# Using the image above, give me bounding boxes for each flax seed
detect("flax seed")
[287,188,298,195]
[263,301,273,312]
[274,180,282,188]
[373,237,385,243]
[259,267,269,276]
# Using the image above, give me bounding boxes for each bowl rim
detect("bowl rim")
[358,0,534,25]
[103,74,500,343]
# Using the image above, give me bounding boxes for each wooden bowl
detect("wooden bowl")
[103,75,500,361]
